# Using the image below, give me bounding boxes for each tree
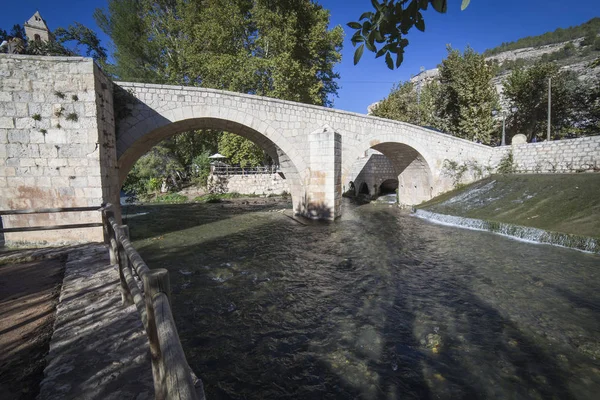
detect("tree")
[372,81,420,123]
[372,47,497,142]
[371,79,444,129]
[437,46,499,143]
[97,0,343,191]
[10,24,26,40]
[94,0,169,83]
[218,133,265,167]
[348,0,471,69]
[54,23,107,61]
[503,62,580,141]
[24,24,107,61]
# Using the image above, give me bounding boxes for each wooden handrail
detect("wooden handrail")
[0,206,102,215]
[0,223,103,233]
[101,204,204,400]
[0,206,104,233]
[1,203,203,398]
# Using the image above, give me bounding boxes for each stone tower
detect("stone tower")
[24,11,54,43]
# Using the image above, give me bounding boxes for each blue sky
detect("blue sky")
[2,0,599,113]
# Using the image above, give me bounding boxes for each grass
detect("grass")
[148,193,188,204]
[193,192,255,203]
[417,174,600,238]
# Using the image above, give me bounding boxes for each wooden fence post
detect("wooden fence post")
[143,268,171,400]
[104,208,118,265]
[118,224,134,306]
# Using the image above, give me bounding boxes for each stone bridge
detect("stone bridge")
[115,81,493,218]
[2,55,598,245]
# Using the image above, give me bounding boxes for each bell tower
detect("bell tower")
[24,11,54,43]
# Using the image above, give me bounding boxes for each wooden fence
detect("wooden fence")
[1,204,204,399]
[210,164,278,175]
[0,206,103,233]
[102,204,204,400]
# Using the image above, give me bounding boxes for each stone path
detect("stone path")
[37,244,153,400]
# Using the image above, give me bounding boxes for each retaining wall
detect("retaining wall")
[208,173,290,195]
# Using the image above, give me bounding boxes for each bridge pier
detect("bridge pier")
[299,125,342,220]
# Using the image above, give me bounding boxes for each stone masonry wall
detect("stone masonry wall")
[208,173,290,195]
[348,151,397,196]
[511,136,600,173]
[0,55,117,246]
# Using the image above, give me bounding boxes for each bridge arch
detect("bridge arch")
[117,105,306,210]
[343,133,436,206]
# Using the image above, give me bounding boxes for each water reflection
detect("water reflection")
[127,199,600,400]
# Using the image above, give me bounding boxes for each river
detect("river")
[126,198,600,400]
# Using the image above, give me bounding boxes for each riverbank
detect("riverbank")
[415,174,600,251]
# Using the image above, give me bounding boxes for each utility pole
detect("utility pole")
[547,77,552,141]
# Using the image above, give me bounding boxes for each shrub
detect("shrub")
[497,151,516,174]
[65,113,78,122]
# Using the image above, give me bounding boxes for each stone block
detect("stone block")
[45,130,68,144]
[8,130,30,143]
[0,92,12,102]
[69,176,88,188]
[0,117,15,129]
[51,177,70,187]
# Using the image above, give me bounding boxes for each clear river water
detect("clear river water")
[126,198,600,400]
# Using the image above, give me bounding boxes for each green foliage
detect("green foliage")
[151,193,188,204]
[96,0,342,106]
[162,130,219,172]
[437,46,499,143]
[539,42,578,63]
[194,192,243,203]
[442,159,484,187]
[146,177,163,194]
[572,77,600,135]
[581,32,597,47]
[71,95,79,101]
[31,114,42,121]
[503,62,583,141]
[371,80,445,130]
[40,129,47,135]
[26,40,73,56]
[348,0,471,69]
[10,24,26,40]
[54,23,107,61]
[497,151,516,174]
[122,146,186,196]
[373,46,498,143]
[218,132,264,168]
[65,113,78,122]
[54,91,66,100]
[191,151,212,188]
[496,58,529,74]
[98,0,343,190]
[485,17,600,56]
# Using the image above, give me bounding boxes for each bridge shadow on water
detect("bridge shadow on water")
[122,199,290,241]
[127,203,592,400]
